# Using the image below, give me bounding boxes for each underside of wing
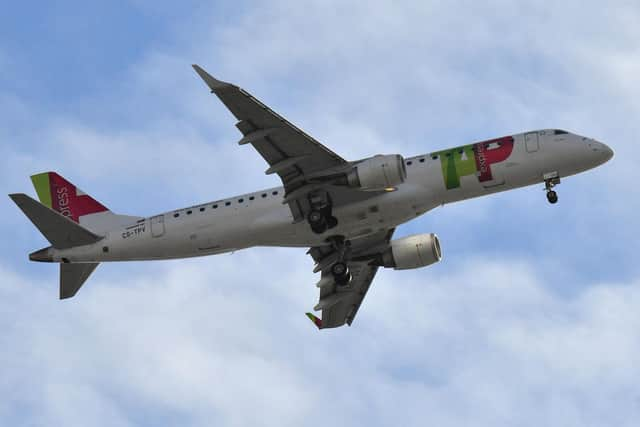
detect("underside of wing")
[308,262,380,329]
[306,229,395,329]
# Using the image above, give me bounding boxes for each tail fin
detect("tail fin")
[10,193,101,299]
[60,263,99,299]
[30,172,142,234]
[9,193,101,249]
[31,172,108,222]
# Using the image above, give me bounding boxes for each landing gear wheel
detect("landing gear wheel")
[331,261,351,286]
[331,261,347,276]
[547,190,558,204]
[308,210,327,234]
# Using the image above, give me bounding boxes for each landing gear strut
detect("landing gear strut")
[544,172,561,205]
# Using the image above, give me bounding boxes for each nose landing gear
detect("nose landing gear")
[543,172,561,204]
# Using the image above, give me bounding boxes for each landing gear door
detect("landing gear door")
[151,215,165,238]
[525,132,539,153]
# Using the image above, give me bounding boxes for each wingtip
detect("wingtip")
[191,64,229,91]
[8,193,26,201]
[305,312,323,329]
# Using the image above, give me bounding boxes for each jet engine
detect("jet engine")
[347,154,407,191]
[377,233,442,270]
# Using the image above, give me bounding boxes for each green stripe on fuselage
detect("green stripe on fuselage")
[30,172,52,208]
[434,144,477,189]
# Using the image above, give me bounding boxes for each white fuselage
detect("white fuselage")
[50,130,613,263]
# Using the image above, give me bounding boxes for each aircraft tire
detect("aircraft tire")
[308,210,328,234]
[331,262,351,286]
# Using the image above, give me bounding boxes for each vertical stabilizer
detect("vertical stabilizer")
[30,172,142,234]
[30,172,109,222]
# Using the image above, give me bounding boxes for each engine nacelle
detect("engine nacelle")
[379,233,442,270]
[347,154,407,191]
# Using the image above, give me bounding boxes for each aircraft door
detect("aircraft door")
[525,132,539,153]
[151,215,165,237]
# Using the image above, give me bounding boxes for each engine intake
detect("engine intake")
[378,233,442,270]
[347,154,407,191]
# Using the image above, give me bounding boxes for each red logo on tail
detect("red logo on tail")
[49,173,108,222]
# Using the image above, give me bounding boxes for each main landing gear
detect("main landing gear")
[331,261,351,286]
[307,192,338,234]
[544,172,561,204]
[307,208,337,234]
[327,236,352,286]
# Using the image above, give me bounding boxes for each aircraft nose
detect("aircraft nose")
[588,139,614,165]
[602,143,614,162]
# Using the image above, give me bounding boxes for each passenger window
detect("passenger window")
[431,155,439,160]
[200,207,205,212]
[212,204,218,209]
[419,158,425,163]
[249,196,255,201]
[225,201,231,206]
[262,193,267,198]
[272,191,278,195]
[238,198,244,203]
[173,213,179,218]
[407,161,412,165]
[187,210,192,215]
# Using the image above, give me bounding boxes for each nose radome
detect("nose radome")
[602,143,614,162]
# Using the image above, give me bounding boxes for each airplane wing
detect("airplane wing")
[192,65,378,221]
[306,228,395,329]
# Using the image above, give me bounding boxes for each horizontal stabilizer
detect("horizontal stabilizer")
[9,193,101,249]
[60,263,99,299]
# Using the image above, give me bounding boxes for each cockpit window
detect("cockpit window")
[554,129,569,135]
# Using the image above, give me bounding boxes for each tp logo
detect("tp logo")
[433,136,515,189]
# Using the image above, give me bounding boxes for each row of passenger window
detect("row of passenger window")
[173,190,280,218]
[411,141,508,164]
[405,158,427,166]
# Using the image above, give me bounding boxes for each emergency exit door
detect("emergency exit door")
[525,132,539,153]
[151,215,165,237]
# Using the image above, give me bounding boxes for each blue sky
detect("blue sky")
[2,1,640,426]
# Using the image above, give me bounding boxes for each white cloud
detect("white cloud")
[1,255,639,426]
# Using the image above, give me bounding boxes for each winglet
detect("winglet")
[191,64,231,91]
[305,312,323,329]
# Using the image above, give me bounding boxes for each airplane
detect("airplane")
[9,65,614,329]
